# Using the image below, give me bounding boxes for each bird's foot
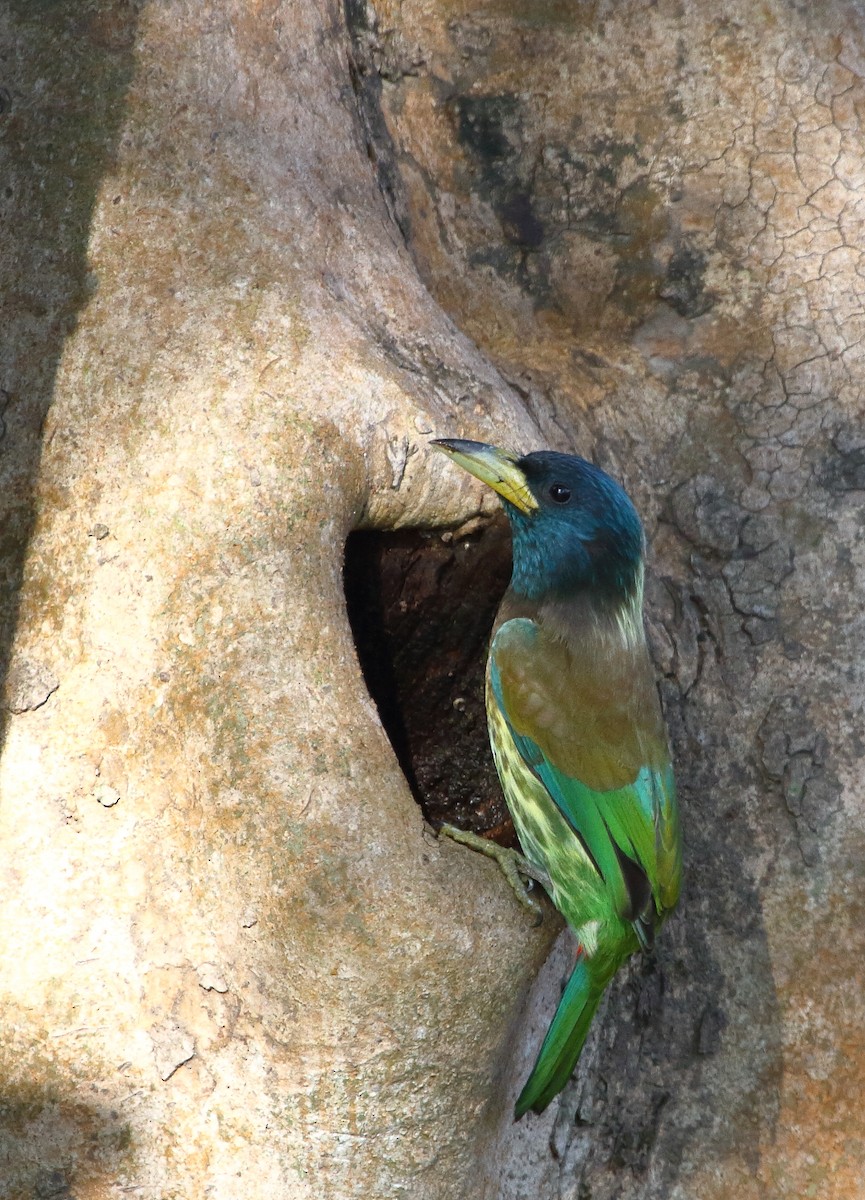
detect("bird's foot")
[438,823,551,926]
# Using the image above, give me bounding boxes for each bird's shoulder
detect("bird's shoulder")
[489,592,668,792]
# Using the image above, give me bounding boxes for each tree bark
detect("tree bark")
[0,3,547,1198]
[353,2,865,1198]
[1,2,864,1199]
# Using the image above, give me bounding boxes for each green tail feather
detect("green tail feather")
[514,952,607,1118]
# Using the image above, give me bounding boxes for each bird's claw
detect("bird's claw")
[438,823,551,924]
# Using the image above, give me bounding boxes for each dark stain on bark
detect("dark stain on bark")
[343,0,413,243]
[0,1080,134,1200]
[455,94,545,249]
[659,246,714,318]
[818,428,865,494]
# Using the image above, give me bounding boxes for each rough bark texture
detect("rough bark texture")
[350,3,865,1198]
[1,1,863,1199]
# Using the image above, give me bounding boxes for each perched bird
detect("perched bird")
[433,439,681,1118]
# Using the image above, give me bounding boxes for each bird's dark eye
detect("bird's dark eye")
[548,483,571,504]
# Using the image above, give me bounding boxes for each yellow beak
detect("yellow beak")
[431,439,538,515]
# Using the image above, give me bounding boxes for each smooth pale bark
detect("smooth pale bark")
[0,3,546,1198]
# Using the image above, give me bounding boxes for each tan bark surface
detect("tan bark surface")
[355,2,865,1197]
[0,3,547,1198]
[2,2,864,1199]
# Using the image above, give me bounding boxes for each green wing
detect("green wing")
[489,617,681,926]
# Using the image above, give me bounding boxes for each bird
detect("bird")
[432,438,681,1119]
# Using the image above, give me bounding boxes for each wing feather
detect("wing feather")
[490,616,680,921]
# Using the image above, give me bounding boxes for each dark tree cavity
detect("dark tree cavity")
[345,519,516,841]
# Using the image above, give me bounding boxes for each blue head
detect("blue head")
[433,440,644,604]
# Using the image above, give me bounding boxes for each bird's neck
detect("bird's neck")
[499,560,646,652]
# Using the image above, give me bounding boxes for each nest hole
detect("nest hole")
[344,517,515,844]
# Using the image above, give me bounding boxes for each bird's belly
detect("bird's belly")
[487,697,605,927]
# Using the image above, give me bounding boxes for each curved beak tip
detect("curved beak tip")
[430,437,537,514]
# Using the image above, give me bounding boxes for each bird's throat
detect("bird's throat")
[497,563,646,653]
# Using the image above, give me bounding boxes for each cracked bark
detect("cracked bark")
[350,2,865,1198]
[1,1,864,1198]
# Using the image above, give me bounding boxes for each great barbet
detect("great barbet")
[433,439,682,1118]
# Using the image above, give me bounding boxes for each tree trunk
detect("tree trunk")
[353,3,865,1197]
[0,3,546,1197]
[1,2,863,1199]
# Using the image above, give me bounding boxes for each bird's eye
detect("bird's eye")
[548,483,571,504]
